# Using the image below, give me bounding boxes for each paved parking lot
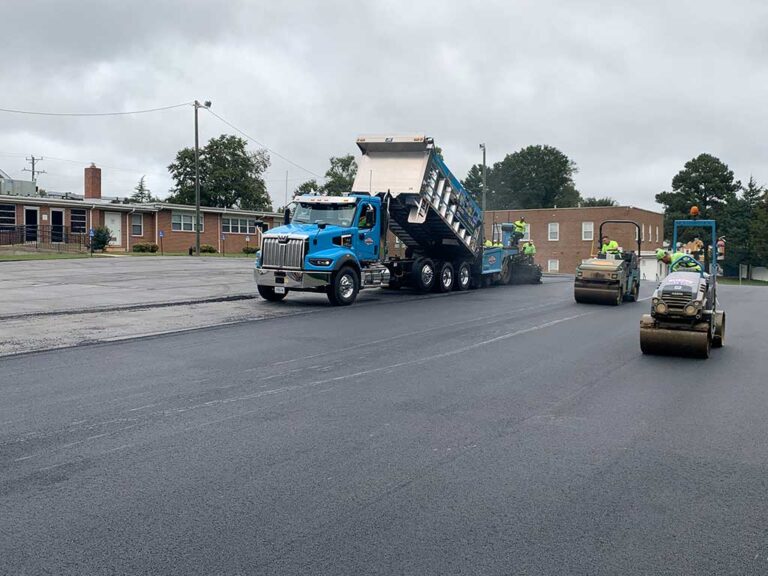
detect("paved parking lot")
[0,257,258,317]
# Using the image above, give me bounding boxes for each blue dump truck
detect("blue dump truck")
[254,135,541,305]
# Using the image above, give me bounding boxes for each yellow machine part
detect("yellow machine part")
[574,286,622,306]
[639,314,712,359]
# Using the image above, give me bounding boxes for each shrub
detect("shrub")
[132,242,159,253]
[91,227,112,252]
[200,244,217,253]
[242,246,258,254]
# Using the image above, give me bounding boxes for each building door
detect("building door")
[104,212,122,246]
[24,208,38,242]
[51,210,64,242]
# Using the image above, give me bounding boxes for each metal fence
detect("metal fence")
[0,225,88,252]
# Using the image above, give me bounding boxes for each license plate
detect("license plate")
[274,286,286,294]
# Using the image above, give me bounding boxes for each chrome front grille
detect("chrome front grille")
[261,237,306,269]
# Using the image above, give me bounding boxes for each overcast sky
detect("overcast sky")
[2,0,767,210]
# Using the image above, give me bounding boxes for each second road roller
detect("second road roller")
[639,217,725,359]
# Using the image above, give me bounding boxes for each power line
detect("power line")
[0,102,193,117]
[203,108,323,179]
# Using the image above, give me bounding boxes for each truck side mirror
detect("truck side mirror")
[283,208,291,226]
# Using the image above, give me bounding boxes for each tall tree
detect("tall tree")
[487,145,581,209]
[462,164,484,201]
[129,176,157,203]
[320,154,357,196]
[656,153,740,241]
[167,134,272,211]
[721,176,767,273]
[293,179,319,198]
[581,196,617,207]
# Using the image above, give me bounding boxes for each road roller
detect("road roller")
[640,218,725,359]
[574,220,641,305]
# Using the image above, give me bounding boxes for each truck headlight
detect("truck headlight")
[576,270,583,277]
[684,304,697,316]
[309,258,333,267]
[654,301,668,314]
[611,273,618,279]
[254,250,262,267]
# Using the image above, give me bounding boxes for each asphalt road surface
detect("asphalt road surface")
[2,279,767,575]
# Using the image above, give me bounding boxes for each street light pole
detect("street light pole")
[479,143,487,213]
[193,100,211,256]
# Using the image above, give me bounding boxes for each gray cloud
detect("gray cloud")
[2,0,767,209]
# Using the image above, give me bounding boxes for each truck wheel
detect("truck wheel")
[499,260,512,285]
[327,267,359,306]
[435,262,454,292]
[412,258,435,292]
[258,284,288,302]
[455,262,471,291]
[713,311,725,348]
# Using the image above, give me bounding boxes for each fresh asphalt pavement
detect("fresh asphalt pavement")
[2,278,767,575]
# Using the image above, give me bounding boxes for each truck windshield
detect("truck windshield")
[292,202,357,227]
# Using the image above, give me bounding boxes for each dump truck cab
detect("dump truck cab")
[254,194,390,305]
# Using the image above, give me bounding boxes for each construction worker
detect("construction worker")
[522,240,536,263]
[512,217,526,244]
[601,235,620,254]
[656,249,702,272]
[484,239,493,247]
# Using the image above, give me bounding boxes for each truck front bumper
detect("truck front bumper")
[254,268,331,290]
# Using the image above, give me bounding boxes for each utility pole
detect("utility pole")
[479,144,487,213]
[285,170,289,208]
[23,156,46,182]
[193,100,211,256]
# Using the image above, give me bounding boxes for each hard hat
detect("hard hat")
[656,248,666,260]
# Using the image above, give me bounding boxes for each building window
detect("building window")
[394,236,403,247]
[70,209,86,233]
[222,217,259,234]
[172,211,203,232]
[548,259,559,272]
[641,224,645,241]
[582,221,593,241]
[548,222,559,241]
[521,223,530,241]
[131,213,143,236]
[492,223,502,242]
[221,218,256,234]
[656,226,659,243]
[0,204,15,229]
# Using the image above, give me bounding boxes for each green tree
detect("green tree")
[721,176,767,273]
[462,164,484,201]
[129,176,157,203]
[581,196,617,207]
[293,179,319,198]
[656,153,741,241]
[487,145,581,209]
[167,135,272,211]
[320,155,357,196]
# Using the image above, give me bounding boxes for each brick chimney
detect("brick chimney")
[84,163,101,199]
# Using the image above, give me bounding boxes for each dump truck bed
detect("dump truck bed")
[351,135,483,261]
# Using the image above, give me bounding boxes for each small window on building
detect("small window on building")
[394,236,403,247]
[0,204,15,229]
[172,211,203,232]
[522,223,530,241]
[548,222,559,241]
[641,224,645,241]
[70,209,86,233]
[492,223,502,242]
[548,259,559,272]
[131,213,143,236]
[656,226,659,243]
[582,221,593,241]
[222,217,259,234]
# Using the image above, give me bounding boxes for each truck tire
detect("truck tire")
[455,261,471,291]
[435,262,454,292]
[499,260,512,285]
[327,266,359,306]
[258,284,288,302]
[412,258,435,292]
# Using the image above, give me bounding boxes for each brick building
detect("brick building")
[0,164,280,254]
[483,206,664,273]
